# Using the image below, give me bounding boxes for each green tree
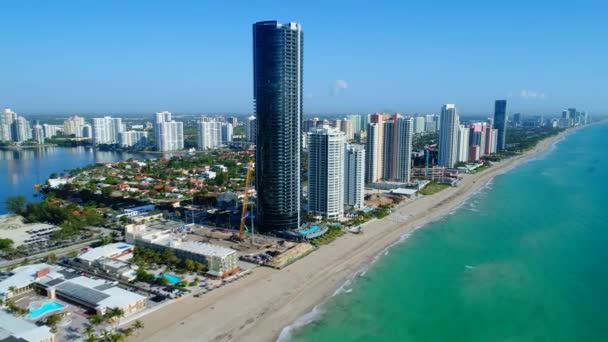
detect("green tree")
[46,253,58,264]
[5,196,27,214]
[132,319,144,336]
[43,313,63,333]
[89,314,104,325]
[0,238,14,251]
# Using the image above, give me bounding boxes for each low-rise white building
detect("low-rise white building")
[0,311,55,342]
[125,224,238,278]
[75,243,138,281]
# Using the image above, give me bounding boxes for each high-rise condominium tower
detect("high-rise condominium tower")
[91,117,122,145]
[438,104,460,168]
[253,21,303,231]
[382,115,414,183]
[494,100,507,150]
[345,144,365,209]
[308,126,345,219]
[154,111,184,152]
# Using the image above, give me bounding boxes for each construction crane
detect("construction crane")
[239,160,254,241]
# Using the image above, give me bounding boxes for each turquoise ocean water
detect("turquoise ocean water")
[288,122,608,342]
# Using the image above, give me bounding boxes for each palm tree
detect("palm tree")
[84,324,96,338]
[89,314,104,325]
[132,320,144,336]
[122,327,134,339]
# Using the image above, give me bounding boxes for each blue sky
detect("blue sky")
[0,0,606,116]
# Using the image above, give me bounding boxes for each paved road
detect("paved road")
[0,240,95,268]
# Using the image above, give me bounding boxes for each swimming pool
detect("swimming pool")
[28,301,65,320]
[299,225,320,235]
[157,273,181,285]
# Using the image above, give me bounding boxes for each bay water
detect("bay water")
[289,122,608,341]
[0,146,171,213]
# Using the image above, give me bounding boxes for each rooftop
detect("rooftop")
[0,311,54,342]
[77,242,134,263]
[0,263,62,297]
[39,275,146,311]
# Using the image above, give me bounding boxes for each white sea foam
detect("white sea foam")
[276,304,326,342]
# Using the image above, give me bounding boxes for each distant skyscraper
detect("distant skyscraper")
[154,111,184,152]
[308,126,345,219]
[382,115,414,183]
[413,116,426,134]
[512,113,522,127]
[339,118,354,140]
[345,144,365,210]
[457,124,470,163]
[63,116,86,136]
[221,122,233,143]
[119,131,147,147]
[254,20,303,231]
[227,117,238,126]
[0,108,16,141]
[11,116,30,143]
[365,113,390,184]
[347,114,362,136]
[245,115,257,142]
[302,118,320,133]
[197,118,222,150]
[493,100,507,150]
[92,117,121,144]
[32,121,44,144]
[365,122,383,184]
[438,104,459,168]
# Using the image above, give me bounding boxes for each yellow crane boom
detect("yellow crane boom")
[239,160,254,241]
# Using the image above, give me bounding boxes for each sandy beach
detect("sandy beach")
[133,127,578,342]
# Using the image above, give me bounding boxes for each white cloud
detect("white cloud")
[330,79,348,96]
[519,89,546,100]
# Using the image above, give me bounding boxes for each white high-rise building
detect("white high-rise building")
[221,123,233,144]
[347,114,362,136]
[339,118,354,140]
[308,126,346,219]
[119,131,148,147]
[365,122,382,184]
[154,111,184,152]
[0,108,16,141]
[92,117,122,144]
[92,117,113,144]
[457,125,470,163]
[425,114,438,132]
[438,104,460,168]
[42,124,63,138]
[63,116,85,136]
[244,115,257,143]
[32,122,44,144]
[197,119,222,150]
[345,144,365,210]
[413,116,426,134]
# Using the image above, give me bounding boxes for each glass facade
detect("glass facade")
[253,21,303,231]
[494,100,507,151]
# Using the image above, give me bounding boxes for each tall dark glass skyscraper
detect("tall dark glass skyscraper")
[494,100,507,151]
[253,21,303,231]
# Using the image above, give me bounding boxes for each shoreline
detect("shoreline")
[133,126,585,342]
